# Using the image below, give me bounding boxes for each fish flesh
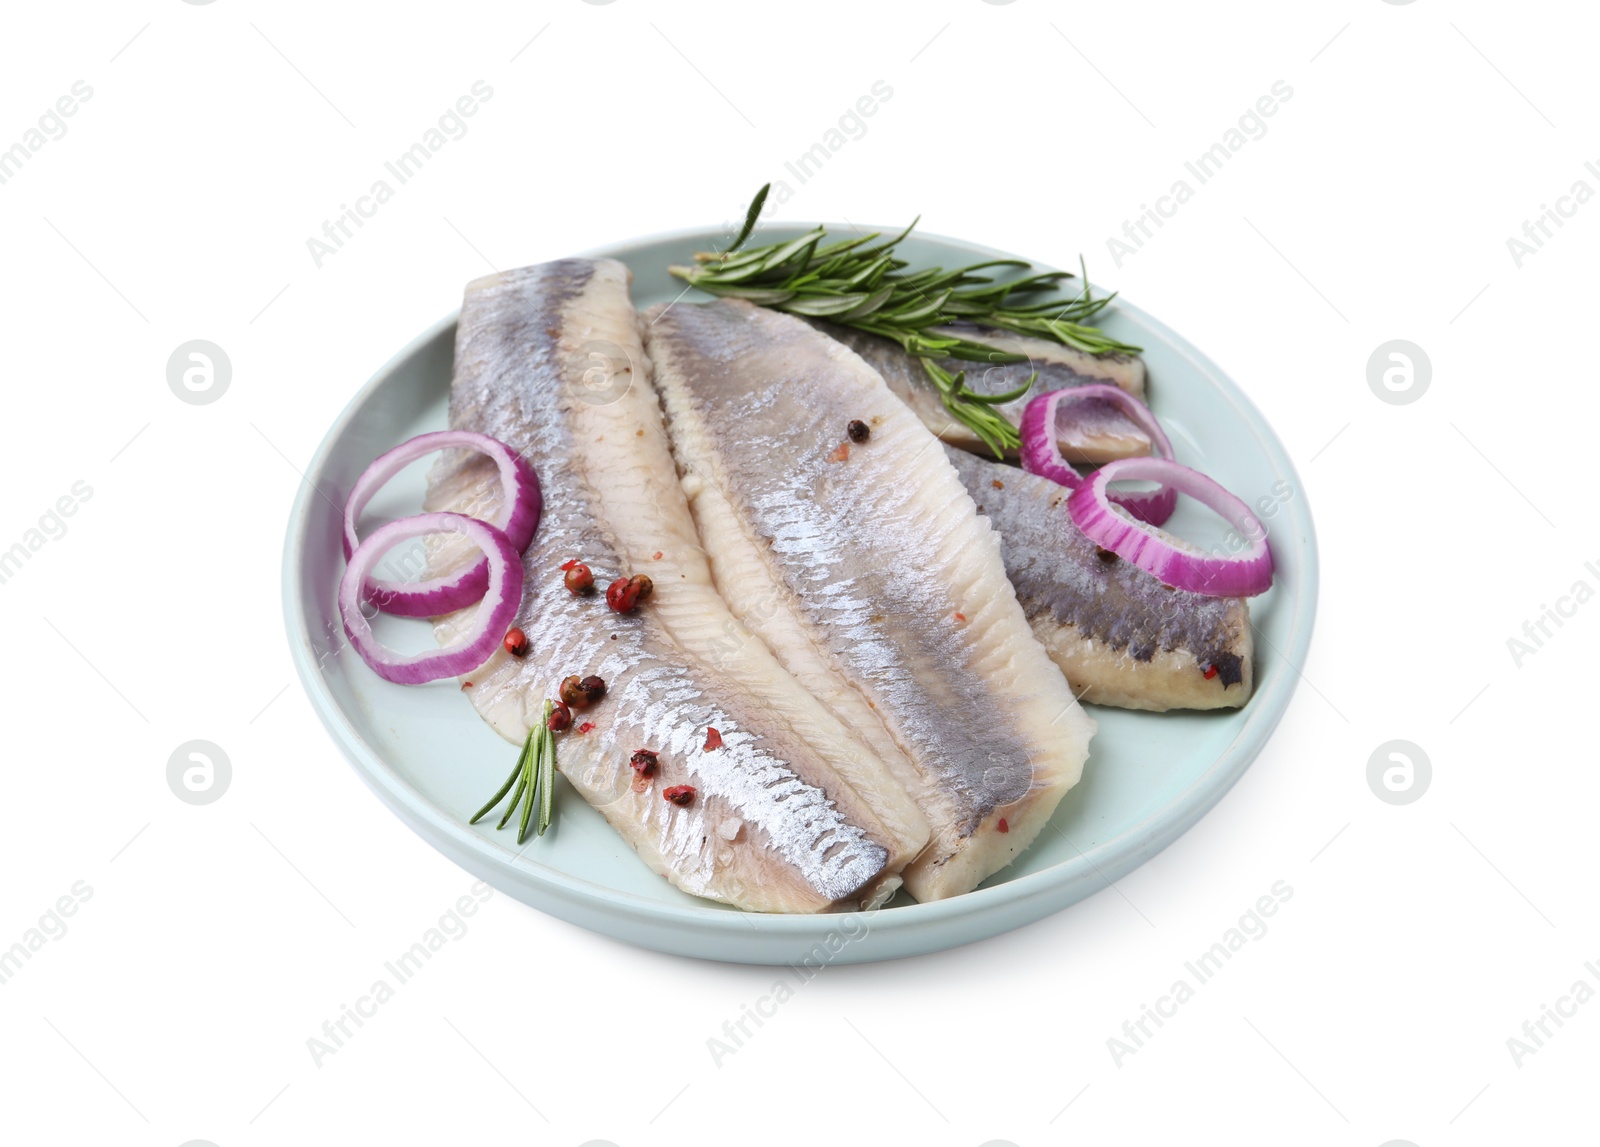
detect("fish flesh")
[645,299,1095,901]
[424,259,930,913]
[810,320,1150,463]
[948,447,1253,711]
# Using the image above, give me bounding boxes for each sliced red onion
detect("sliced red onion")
[343,430,539,617]
[1018,385,1177,525]
[339,513,524,684]
[1067,458,1274,597]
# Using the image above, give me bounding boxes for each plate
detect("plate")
[282,225,1318,964]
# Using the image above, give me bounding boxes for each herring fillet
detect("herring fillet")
[950,447,1254,711]
[645,299,1095,901]
[423,259,927,913]
[810,320,1151,463]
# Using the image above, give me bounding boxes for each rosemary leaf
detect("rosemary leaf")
[957,374,1036,406]
[537,715,556,837]
[839,285,895,321]
[727,183,770,253]
[782,293,873,318]
[470,750,526,825]
[497,748,531,831]
[515,762,536,843]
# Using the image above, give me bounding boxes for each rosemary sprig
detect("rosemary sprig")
[921,359,1033,459]
[671,185,1141,455]
[471,700,557,843]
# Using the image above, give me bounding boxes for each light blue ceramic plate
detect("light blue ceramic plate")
[283,225,1318,965]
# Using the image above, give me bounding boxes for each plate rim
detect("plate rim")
[281,221,1320,961]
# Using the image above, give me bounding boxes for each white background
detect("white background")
[1,1,1594,1144]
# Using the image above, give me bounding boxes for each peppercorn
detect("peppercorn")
[663,785,696,807]
[559,674,607,707]
[563,561,595,595]
[847,419,870,443]
[605,573,653,613]
[547,701,573,732]
[605,578,631,612]
[629,749,659,777]
[503,627,529,657]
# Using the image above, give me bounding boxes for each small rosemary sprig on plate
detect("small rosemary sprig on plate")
[670,184,1140,455]
[921,359,1033,459]
[471,700,556,843]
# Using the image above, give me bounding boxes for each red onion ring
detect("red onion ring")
[343,430,539,617]
[339,513,524,684]
[1018,385,1177,525]
[1066,458,1274,597]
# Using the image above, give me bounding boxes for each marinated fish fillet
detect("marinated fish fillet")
[949,447,1253,711]
[424,259,929,913]
[646,299,1095,901]
[811,320,1150,463]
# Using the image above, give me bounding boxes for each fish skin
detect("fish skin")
[423,259,928,912]
[645,299,1095,901]
[809,320,1151,463]
[938,323,1146,396]
[949,447,1253,711]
